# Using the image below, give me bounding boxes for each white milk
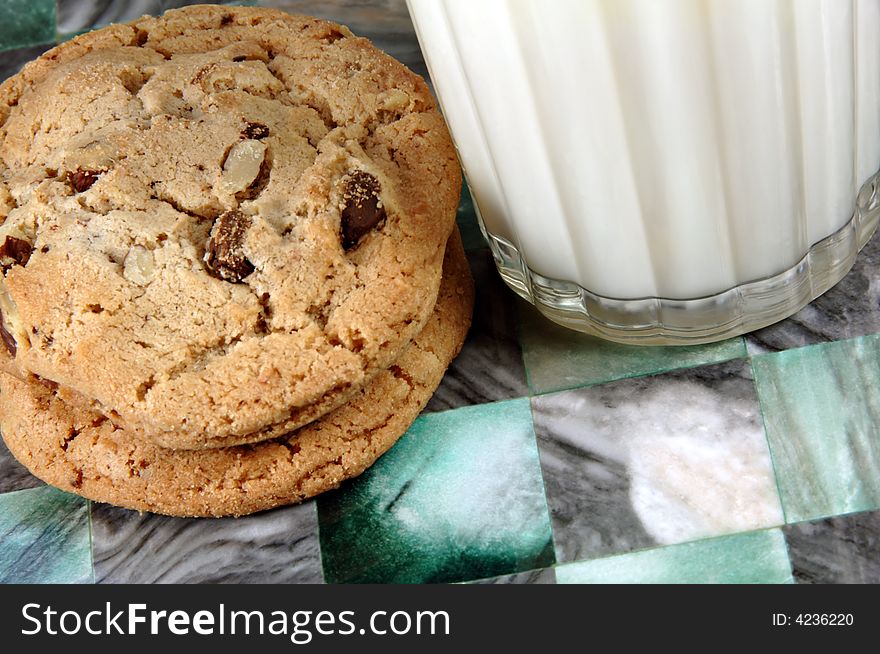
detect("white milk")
[408,0,880,301]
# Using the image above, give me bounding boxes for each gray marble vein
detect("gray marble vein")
[471,566,557,585]
[426,249,529,412]
[784,511,880,584]
[533,392,657,562]
[260,0,423,76]
[92,500,323,583]
[0,43,54,84]
[747,231,880,353]
[533,359,784,563]
[0,436,45,493]
[57,0,245,34]
[56,0,430,90]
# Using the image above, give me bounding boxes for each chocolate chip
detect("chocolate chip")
[320,28,346,44]
[204,210,254,282]
[0,236,32,269]
[242,122,270,139]
[34,375,58,391]
[340,171,386,250]
[0,308,16,356]
[67,169,102,193]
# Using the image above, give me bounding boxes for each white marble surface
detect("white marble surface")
[533,359,784,562]
[626,380,784,543]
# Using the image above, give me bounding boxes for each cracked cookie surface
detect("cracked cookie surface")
[0,5,460,448]
[0,230,473,517]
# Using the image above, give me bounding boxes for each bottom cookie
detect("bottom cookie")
[0,231,473,517]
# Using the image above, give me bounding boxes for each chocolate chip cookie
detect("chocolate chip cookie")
[0,230,473,517]
[0,5,460,449]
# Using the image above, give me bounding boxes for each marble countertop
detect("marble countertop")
[1,0,878,585]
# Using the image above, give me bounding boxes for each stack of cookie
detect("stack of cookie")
[0,6,472,517]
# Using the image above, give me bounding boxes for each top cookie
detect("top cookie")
[0,5,460,448]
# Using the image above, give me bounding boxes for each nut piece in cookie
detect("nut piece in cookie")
[67,169,103,193]
[204,210,255,282]
[220,139,268,196]
[123,246,155,286]
[341,171,386,250]
[0,235,32,272]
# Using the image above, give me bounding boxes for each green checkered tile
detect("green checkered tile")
[517,301,747,395]
[456,184,488,252]
[0,0,877,587]
[317,399,554,583]
[555,529,793,584]
[0,487,92,584]
[0,0,54,51]
[752,334,880,523]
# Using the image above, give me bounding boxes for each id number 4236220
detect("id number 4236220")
[771,613,854,627]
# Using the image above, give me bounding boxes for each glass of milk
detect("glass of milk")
[407,0,880,344]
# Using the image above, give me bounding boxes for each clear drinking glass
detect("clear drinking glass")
[407,0,880,344]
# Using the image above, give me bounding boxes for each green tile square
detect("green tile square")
[0,0,55,51]
[518,302,747,394]
[318,399,554,583]
[456,183,488,252]
[0,487,92,583]
[752,335,880,523]
[556,529,793,584]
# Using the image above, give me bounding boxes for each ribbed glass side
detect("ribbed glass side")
[481,170,880,344]
[408,0,880,342]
